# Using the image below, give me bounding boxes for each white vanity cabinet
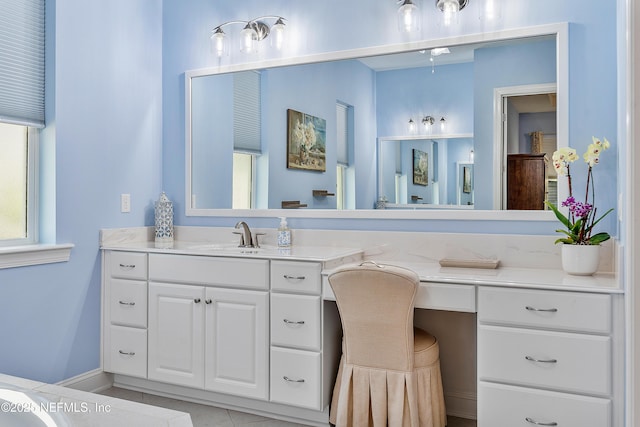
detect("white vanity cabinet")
[477,286,614,427]
[102,251,149,378]
[101,244,359,426]
[147,254,270,400]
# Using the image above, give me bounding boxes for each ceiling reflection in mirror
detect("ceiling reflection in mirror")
[187,30,561,215]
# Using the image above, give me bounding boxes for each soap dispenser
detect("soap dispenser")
[277,217,291,248]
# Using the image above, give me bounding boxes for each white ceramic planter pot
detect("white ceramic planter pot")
[561,244,601,276]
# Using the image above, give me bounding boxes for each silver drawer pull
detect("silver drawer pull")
[119,264,136,270]
[283,275,306,281]
[283,319,305,325]
[283,376,305,383]
[526,306,558,313]
[118,350,135,356]
[525,417,558,426]
[118,301,135,306]
[525,355,558,364]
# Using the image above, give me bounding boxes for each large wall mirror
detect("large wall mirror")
[186,23,567,219]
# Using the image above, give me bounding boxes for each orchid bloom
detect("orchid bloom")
[551,147,578,175]
[583,137,610,167]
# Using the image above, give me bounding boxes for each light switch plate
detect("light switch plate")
[121,194,131,213]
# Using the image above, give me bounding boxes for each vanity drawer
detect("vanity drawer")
[109,279,147,328]
[271,261,321,294]
[107,325,147,378]
[270,347,322,410]
[478,287,611,334]
[108,251,148,280]
[478,324,611,395]
[149,254,269,290]
[271,294,321,351]
[478,382,611,427]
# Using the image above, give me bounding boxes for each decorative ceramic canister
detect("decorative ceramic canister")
[155,192,174,246]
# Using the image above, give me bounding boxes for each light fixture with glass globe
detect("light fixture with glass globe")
[436,0,468,26]
[397,0,420,33]
[210,16,286,57]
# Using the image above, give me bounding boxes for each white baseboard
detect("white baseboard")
[56,369,113,393]
[445,391,477,420]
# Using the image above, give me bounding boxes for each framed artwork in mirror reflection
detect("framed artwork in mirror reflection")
[286,109,326,172]
[463,166,472,193]
[413,149,428,186]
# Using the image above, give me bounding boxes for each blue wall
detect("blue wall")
[376,62,475,137]
[0,0,162,383]
[262,60,376,209]
[519,112,557,153]
[191,74,234,209]
[0,0,623,385]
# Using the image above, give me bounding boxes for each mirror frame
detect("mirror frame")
[185,22,568,221]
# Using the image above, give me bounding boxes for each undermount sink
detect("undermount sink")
[187,243,280,255]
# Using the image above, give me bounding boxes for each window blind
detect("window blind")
[0,0,45,127]
[336,103,349,165]
[233,71,261,154]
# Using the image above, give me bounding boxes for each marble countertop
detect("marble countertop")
[325,260,621,294]
[0,374,192,427]
[101,240,364,263]
[99,229,619,294]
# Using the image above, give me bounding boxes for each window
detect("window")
[0,0,45,248]
[336,102,355,209]
[232,71,260,209]
[336,165,346,210]
[0,123,37,244]
[232,152,255,209]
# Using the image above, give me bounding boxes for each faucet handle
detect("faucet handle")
[232,230,246,246]
[252,232,266,248]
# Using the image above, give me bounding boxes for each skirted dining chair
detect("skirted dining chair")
[328,262,446,427]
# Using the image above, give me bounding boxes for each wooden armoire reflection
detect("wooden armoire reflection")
[507,153,547,210]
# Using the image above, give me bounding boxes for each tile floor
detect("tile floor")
[99,387,477,426]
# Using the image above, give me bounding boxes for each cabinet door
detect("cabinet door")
[507,154,546,210]
[148,282,205,388]
[204,287,269,400]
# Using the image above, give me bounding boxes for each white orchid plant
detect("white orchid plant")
[546,136,614,245]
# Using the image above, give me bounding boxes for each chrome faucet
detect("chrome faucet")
[234,221,253,247]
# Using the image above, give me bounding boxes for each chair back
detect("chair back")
[328,262,419,371]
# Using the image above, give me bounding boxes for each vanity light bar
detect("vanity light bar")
[211,16,286,57]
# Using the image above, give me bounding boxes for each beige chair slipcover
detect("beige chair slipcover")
[328,262,446,427]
